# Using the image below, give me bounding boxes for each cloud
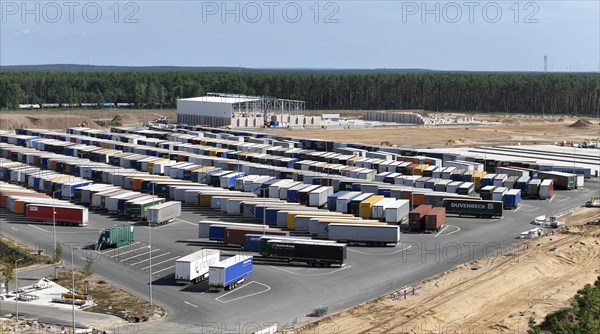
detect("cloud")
[14,28,37,37]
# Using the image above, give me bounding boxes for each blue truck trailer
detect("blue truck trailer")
[208,255,253,290]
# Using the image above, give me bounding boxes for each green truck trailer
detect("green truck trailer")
[443,199,503,218]
[97,224,134,250]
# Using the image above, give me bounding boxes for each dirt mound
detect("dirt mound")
[569,119,593,128]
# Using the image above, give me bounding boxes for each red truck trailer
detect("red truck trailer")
[25,204,88,226]
[408,205,432,232]
[424,207,446,232]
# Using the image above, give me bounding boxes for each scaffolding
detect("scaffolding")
[206,92,306,121]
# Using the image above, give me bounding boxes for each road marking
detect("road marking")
[350,245,413,256]
[549,195,556,203]
[522,207,540,213]
[184,301,198,308]
[131,252,170,266]
[215,281,271,303]
[268,265,352,276]
[173,218,197,226]
[140,256,179,270]
[434,225,449,238]
[102,242,141,256]
[11,227,18,231]
[514,206,522,213]
[443,226,461,236]
[553,195,571,203]
[121,251,151,262]
[110,246,149,258]
[27,224,48,232]
[153,265,175,275]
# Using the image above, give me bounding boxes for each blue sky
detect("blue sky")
[1,1,598,71]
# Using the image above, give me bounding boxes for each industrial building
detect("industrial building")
[177,93,320,128]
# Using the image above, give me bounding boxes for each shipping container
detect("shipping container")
[408,205,432,232]
[287,211,352,230]
[175,249,221,284]
[327,223,400,246]
[97,224,134,249]
[307,217,374,238]
[371,198,397,220]
[209,255,253,290]
[443,198,503,218]
[424,207,446,232]
[348,193,374,215]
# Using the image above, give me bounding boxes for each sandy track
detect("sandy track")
[294,209,600,334]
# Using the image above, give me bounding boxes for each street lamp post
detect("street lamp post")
[148,187,155,306]
[71,247,77,334]
[53,190,61,262]
[15,258,23,323]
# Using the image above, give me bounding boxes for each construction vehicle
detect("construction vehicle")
[152,113,169,124]
[585,197,600,208]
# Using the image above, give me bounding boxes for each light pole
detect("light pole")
[52,190,61,262]
[71,247,77,334]
[15,258,23,323]
[148,187,155,306]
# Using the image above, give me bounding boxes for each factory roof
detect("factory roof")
[178,96,261,104]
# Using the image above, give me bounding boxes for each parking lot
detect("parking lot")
[1,179,596,331]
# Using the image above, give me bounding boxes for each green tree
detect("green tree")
[54,242,62,264]
[83,255,94,276]
[1,264,14,293]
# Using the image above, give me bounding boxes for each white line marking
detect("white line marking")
[184,301,198,308]
[140,256,179,270]
[215,281,271,303]
[173,218,197,226]
[549,195,556,203]
[131,252,170,266]
[11,227,18,231]
[110,246,150,258]
[268,265,351,276]
[28,224,48,232]
[102,242,141,256]
[121,251,151,262]
[514,206,522,213]
[443,226,461,236]
[434,225,449,238]
[523,207,540,213]
[153,265,175,275]
[350,245,413,256]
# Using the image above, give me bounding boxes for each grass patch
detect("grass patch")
[53,270,165,322]
[0,234,53,267]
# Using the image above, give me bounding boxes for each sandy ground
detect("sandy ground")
[292,208,600,334]
[266,113,600,147]
[0,109,176,130]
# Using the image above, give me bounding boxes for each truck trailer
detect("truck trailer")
[209,255,253,290]
[443,198,503,218]
[146,201,181,226]
[327,223,400,246]
[259,239,346,267]
[175,249,221,284]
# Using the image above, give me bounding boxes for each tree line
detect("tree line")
[0,71,598,115]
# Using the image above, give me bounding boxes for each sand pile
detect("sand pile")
[569,119,593,128]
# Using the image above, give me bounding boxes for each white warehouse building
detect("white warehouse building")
[176,93,320,128]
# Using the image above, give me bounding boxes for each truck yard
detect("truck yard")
[0,123,598,333]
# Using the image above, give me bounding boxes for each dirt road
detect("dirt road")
[293,208,600,334]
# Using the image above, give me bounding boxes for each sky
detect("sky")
[1,0,599,71]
